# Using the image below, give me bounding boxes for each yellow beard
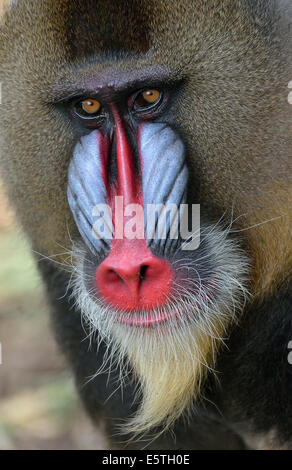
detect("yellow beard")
[112,319,224,435]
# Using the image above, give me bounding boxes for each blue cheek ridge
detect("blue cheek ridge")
[139,123,188,250]
[67,130,112,256]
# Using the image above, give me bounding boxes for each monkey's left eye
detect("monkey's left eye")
[73,98,102,119]
[131,89,163,113]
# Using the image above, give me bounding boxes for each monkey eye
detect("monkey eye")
[73,98,103,119]
[131,89,163,114]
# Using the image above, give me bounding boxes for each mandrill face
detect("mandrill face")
[66,85,249,434]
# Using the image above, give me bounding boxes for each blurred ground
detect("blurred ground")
[0,183,108,449]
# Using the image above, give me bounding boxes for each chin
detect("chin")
[69,222,249,435]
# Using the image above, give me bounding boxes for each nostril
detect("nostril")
[105,268,124,284]
[106,265,147,284]
[108,268,123,282]
[139,265,149,280]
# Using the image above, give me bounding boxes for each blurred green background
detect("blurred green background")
[0,183,108,449]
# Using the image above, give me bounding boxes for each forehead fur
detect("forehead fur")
[1,0,277,76]
[54,0,153,60]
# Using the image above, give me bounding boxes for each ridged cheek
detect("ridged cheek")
[67,129,112,255]
[138,122,188,246]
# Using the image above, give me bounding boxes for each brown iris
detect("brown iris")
[142,89,161,104]
[134,89,162,110]
[81,98,101,115]
[73,97,103,121]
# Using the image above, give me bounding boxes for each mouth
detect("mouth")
[113,308,178,327]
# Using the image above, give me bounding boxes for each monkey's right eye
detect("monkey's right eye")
[73,98,102,119]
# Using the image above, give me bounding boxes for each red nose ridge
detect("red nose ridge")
[96,239,173,312]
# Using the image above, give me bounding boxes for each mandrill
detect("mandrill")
[0,0,292,450]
